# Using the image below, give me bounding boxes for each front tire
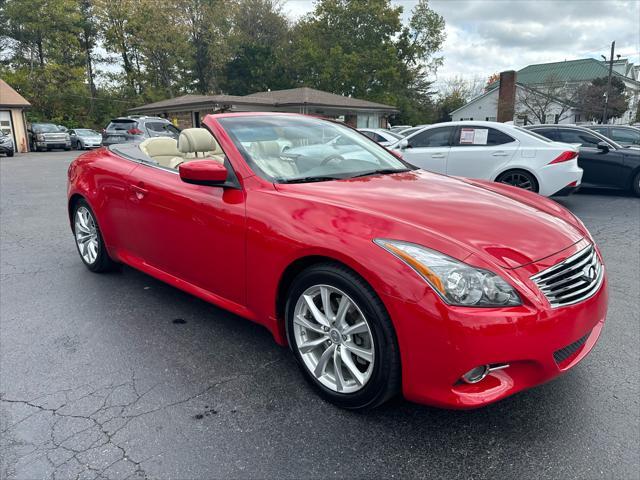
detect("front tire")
[495,169,539,192]
[286,263,401,409]
[72,199,115,272]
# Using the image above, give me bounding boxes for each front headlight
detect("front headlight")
[36,134,45,141]
[374,239,521,307]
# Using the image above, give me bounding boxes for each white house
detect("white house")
[451,58,640,125]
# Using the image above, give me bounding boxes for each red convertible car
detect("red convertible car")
[67,113,608,409]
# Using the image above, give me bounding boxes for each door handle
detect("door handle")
[492,151,509,156]
[431,153,445,158]
[131,183,148,200]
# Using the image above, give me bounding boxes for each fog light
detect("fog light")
[462,365,490,384]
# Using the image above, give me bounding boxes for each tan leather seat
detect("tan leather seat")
[169,128,225,169]
[139,137,182,168]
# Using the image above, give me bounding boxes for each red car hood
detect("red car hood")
[275,170,584,269]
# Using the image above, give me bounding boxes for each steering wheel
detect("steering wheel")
[319,154,345,166]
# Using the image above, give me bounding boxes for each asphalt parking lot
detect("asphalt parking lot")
[1,151,639,480]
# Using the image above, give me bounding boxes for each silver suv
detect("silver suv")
[102,116,180,146]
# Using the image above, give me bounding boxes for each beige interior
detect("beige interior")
[139,128,225,169]
[139,137,181,166]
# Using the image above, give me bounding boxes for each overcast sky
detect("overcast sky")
[283,0,640,85]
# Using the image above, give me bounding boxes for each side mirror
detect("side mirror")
[179,160,227,186]
[597,141,610,152]
[398,138,409,150]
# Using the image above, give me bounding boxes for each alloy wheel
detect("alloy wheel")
[293,285,375,393]
[499,172,535,190]
[75,206,99,264]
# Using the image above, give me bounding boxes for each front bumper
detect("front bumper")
[0,144,13,154]
[384,248,608,409]
[36,141,71,149]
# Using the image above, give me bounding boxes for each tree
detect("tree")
[577,76,628,123]
[221,0,293,95]
[289,0,445,124]
[515,76,579,124]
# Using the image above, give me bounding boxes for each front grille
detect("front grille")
[553,331,590,364]
[531,245,603,308]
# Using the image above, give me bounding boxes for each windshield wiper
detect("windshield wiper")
[350,168,410,178]
[278,175,342,184]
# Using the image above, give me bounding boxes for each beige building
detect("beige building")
[0,79,31,153]
[129,87,398,130]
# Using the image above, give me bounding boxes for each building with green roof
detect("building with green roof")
[452,58,639,125]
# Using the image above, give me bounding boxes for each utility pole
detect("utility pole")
[602,41,615,124]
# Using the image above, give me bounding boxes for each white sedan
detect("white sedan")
[358,128,404,146]
[389,121,583,196]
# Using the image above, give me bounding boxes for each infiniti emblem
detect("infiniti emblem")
[329,329,342,344]
[581,265,596,282]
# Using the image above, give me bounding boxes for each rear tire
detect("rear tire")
[632,171,640,197]
[495,169,539,193]
[285,262,401,410]
[6,150,13,157]
[72,199,115,273]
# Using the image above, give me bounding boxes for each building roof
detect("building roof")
[245,87,397,110]
[487,58,640,89]
[129,87,397,114]
[0,79,31,108]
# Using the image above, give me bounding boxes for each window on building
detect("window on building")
[574,114,581,123]
[485,116,496,121]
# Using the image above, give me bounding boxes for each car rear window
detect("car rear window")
[145,122,180,138]
[107,120,137,131]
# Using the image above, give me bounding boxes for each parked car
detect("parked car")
[586,125,640,148]
[397,125,429,137]
[102,116,180,146]
[57,125,69,133]
[389,125,412,134]
[525,124,640,196]
[69,129,103,150]
[0,131,14,157]
[358,128,404,146]
[390,121,582,196]
[68,113,607,410]
[28,123,71,151]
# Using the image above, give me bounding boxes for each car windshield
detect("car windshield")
[76,129,100,136]
[219,115,410,183]
[33,124,60,133]
[515,126,553,143]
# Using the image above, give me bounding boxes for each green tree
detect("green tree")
[577,76,629,123]
[289,0,445,124]
[221,0,292,95]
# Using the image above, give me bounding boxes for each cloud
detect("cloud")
[282,0,640,86]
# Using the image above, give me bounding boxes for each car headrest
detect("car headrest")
[178,128,219,154]
[258,140,281,157]
[139,137,179,157]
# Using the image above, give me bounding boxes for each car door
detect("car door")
[124,158,247,306]
[446,126,518,179]
[400,126,454,173]
[555,128,627,188]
